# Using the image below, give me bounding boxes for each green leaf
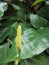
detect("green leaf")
[20,53,49,65]
[0,22,18,44]
[38,5,49,19]
[0,43,19,64]
[21,28,49,59]
[30,14,49,28]
[0,16,17,28]
[32,0,44,6]
[0,2,8,18]
[11,4,20,10]
[29,53,49,65]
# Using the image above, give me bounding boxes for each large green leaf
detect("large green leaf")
[30,14,49,28]
[21,28,49,59]
[0,2,8,18]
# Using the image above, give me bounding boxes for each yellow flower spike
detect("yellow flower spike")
[16,25,21,50]
[15,25,21,65]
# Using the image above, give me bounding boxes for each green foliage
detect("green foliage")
[0,0,49,65]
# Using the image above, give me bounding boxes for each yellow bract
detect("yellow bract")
[16,25,21,50]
